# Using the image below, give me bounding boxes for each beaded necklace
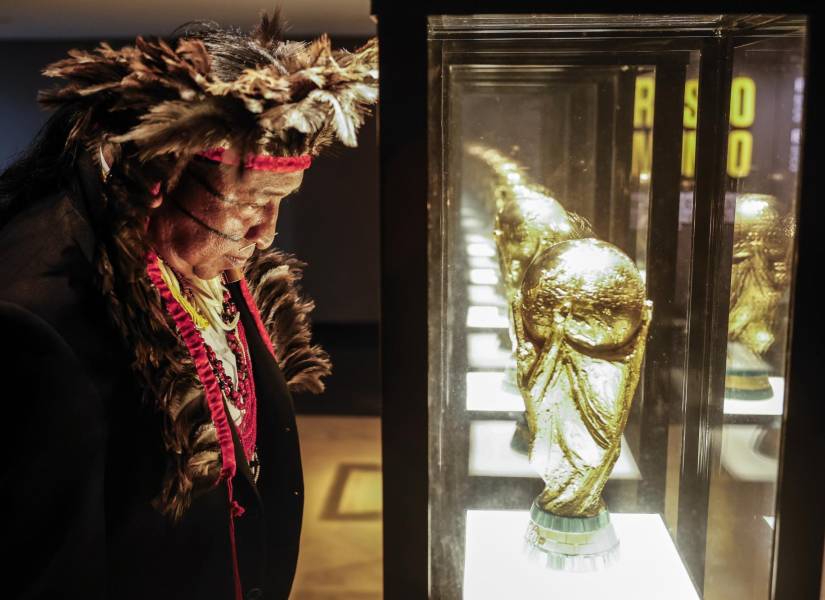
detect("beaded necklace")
[161,261,258,466]
[204,288,257,463]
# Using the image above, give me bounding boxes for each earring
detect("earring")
[98,144,112,182]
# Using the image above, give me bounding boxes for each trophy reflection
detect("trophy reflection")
[726,193,793,400]
[465,144,591,398]
[466,144,652,570]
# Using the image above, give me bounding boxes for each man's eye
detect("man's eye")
[257,194,289,207]
[237,200,272,211]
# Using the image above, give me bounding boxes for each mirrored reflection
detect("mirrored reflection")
[704,35,804,600]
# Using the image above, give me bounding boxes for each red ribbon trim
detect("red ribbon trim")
[226,478,244,600]
[145,250,244,600]
[234,318,258,462]
[197,147,312,172]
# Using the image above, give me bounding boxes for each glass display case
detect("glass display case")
[374,6,820,600]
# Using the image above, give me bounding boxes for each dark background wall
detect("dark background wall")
[0,35,381,414]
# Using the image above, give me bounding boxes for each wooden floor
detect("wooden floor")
[291,416,383,599]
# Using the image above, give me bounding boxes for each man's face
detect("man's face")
[148,160,303,280]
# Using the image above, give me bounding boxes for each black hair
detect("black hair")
[170,19,289,82]
[0,105,83,227]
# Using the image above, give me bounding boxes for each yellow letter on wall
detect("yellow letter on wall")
[684,79,699,129]
[634,76,655,129]
[632,131,653,177]
[730,77,756,128]
[727,130,753,178]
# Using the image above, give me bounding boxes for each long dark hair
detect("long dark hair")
[0,105,83,227]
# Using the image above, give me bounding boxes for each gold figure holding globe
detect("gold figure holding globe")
[512,240,651,518]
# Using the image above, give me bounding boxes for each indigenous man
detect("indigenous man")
[0,12,377,600]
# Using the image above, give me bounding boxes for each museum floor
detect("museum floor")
[291,416,383,600]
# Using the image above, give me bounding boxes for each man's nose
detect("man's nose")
[247,202,279,250]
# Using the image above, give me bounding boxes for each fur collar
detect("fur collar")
[243,250,331,394]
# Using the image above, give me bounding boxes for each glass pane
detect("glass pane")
[426,13,807,600]
[428,15,699,599]
[703,31,806,600]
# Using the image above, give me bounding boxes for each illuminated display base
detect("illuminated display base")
[465,371,786,417]
[723,376,784,416]
[464,511,699,600]
[467,305,509,329]
[467,335,512,370]
[466,370,526,411]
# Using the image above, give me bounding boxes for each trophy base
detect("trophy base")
[754,423,781,459]
[524,501,619,572]
[725,373,773,400]
[725,342,773,400]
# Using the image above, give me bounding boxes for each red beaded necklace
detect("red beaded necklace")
[205,288,257,462]
[173,269,258,464]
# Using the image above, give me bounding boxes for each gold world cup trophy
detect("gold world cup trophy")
[466,145,652,570]
[726,193,794,400]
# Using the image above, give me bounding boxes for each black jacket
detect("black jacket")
[0,161,304,600]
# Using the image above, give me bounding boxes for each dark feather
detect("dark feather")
[253,8,286,49]
[244,250,332,393]
[39,25,377,160]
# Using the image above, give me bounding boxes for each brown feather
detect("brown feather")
[39,26,377,159]
[244,251,332,393]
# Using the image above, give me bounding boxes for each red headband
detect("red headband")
[147,148,311,197]
[196,147,312,172]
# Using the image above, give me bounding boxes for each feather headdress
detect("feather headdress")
[38,12,378,185]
